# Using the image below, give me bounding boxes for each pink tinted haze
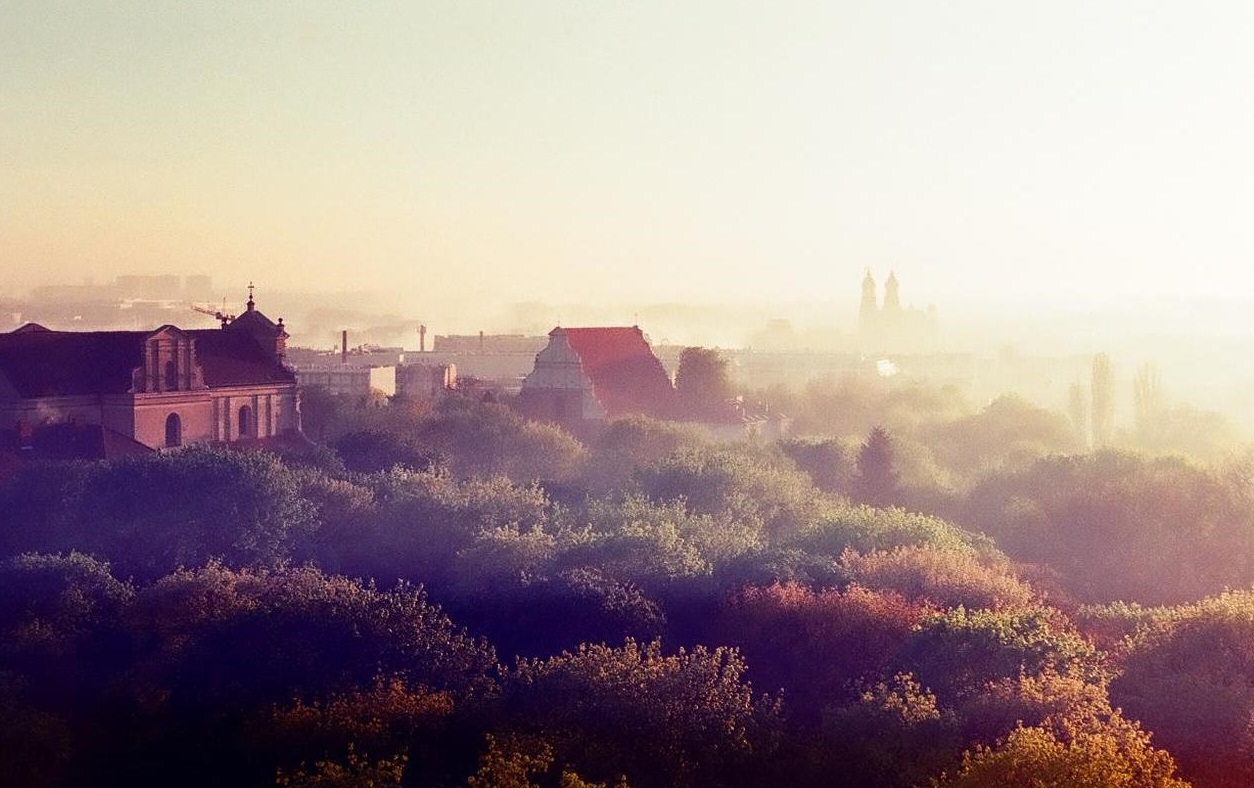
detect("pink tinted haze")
[2,2,1253,310]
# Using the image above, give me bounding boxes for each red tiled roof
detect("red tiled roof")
[558,327,677,417]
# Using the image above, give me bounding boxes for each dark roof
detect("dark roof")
[0,422,154,461]
[558,327,677,417]
[0,320,293,398]
[226,304,288,341]
[188,328,295,387]
[0,326,146,397]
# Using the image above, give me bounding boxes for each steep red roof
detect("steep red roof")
[558,327,677,417]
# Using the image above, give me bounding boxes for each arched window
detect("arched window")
[164,413,182,447]
[238,405,254,438]
[164,359,178,390]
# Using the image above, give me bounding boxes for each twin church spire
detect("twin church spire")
[859,269,937,354]
[860,268,901,324]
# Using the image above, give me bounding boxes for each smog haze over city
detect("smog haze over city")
[11,6,1254,786]
[4,2,1253,308]
[5,2,1254,423]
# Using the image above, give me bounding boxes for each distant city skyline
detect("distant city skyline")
[3,2,1253,310]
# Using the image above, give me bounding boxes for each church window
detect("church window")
[165,413,182,447]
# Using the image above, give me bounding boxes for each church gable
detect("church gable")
[521,327,676,421]
[136,325,203,393]
[522,330,590,390]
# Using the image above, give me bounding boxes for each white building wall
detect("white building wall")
[519,331,605,421]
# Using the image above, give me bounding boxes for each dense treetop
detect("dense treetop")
[3,378,1249,786]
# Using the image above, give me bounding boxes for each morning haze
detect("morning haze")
[5,3,1254,786]
[5,3,1254,412]
[3,2,1252,305]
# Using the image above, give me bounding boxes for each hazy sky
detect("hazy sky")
[3,2,1253,312]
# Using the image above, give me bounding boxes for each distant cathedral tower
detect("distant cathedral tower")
[856,270,938,355]
[859,269,878,335]
[883,271,901,313]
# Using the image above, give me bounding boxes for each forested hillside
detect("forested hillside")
[4,389,1253,786]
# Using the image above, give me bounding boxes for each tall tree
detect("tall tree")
[1090,353,1115,448]
[1132,362,1165,430]
[854,426,899,507]
[674,347,734,419]
[1067,381,1088,449]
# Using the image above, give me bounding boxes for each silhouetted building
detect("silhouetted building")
[295,365,396,398]
[395,362,456,401]
[0,287,299,453]
[401,333,546,395]
[432,333,547,355]
[115,274,181,300]
[858,269,939,354]
[517,326,677,425]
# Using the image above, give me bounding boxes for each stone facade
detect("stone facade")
[0,294,300,452]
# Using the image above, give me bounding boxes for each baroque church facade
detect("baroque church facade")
[0,288,300,454]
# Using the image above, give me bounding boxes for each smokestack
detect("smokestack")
[419,324,427,353]
[479,330,484,352]
[341,330,348,364]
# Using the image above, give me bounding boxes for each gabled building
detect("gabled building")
[0,288,300,453]
[517,326,677,425]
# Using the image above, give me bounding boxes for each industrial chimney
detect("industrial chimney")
[341,330,348,364]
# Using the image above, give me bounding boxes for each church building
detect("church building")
[858,270,939,355]
[516,326,677,426]
[0,287,300,455]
